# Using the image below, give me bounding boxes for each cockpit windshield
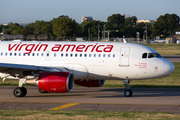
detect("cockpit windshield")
[153,53,162,58]
[148,53,154,58]
[142,53,162,58]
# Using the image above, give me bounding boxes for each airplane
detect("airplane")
[0,40,174,97]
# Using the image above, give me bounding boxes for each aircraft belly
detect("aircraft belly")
[73,64,88,80]
[87,65,107,79]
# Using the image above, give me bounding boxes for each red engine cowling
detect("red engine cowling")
[74,79,105,87]
[38,72,74,93]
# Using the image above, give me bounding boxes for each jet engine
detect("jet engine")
[26,72,74,93]
[38,72,74,92]
[74,79,105,87]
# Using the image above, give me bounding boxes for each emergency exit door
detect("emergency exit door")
[119,47,130,67]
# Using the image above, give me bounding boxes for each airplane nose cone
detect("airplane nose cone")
[163,61,174,75]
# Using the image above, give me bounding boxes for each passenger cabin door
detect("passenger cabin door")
[119,47,130,67]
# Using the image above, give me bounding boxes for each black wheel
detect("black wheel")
[124,89,133,97]
[13,87,27,97]
[38,88,48,93]
[21,87,27,97]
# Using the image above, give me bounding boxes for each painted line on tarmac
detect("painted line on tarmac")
[0,101,179,106]
[49,103,79,110]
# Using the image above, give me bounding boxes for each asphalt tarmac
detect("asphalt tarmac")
[0,86,180,113]
[162,55,180,62]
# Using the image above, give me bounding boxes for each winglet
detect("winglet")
[123,38,127,43]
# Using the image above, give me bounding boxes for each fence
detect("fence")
[1,35,171,44]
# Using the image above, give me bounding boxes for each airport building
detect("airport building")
[136,19,155,24]
[82,17,93,22]
[0,24,8,26]
[27,34,49,40]
[166,32,180,43]
[0,33,24,40]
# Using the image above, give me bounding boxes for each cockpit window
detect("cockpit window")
[153,53,162,58]
[142,53,147,58]
[143,53,162,58]
[148,53,154,58]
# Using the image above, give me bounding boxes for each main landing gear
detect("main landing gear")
[13,87,27,97]
[13,79,27,97]
[123,78,133,97]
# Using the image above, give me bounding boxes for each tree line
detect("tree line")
[0,13,180,39]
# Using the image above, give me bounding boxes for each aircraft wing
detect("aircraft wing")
[0,63,39,70]
[0,63,68,77]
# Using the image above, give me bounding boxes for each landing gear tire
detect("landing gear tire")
[38,88,48,93]
[124,89,133,97]
[124,78,133,97]
[13,87,27,97]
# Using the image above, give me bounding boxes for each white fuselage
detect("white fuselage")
[0,41,174,80]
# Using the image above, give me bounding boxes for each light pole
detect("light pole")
[98,24,99,41]
[145,24,147,41]
[88,28,90,41]
[103,22,108,39]
[2,28,4,41]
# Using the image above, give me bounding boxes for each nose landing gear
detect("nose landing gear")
[124,78,133,97]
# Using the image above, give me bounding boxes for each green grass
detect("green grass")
[0,110,180,120]
[142,44,180,55]
[0,79,19,86]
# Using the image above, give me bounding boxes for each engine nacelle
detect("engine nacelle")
[74,79,105,87]
[37,72,74,93]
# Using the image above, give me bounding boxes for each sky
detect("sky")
[1,0,180,24]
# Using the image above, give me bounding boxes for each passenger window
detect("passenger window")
[113,54,115,58]
[80,54,82,57]
[108,54,110,57]
[47,53,49,57]
[103,54,106,57]
[89,54,91,57]
[1,53,3,56]
[61,53,63,57]
[66,53,68,57]
[32,53,35,56]
[70,54,73,57]
[99,54,101,57]
[84,54,87,57]
[94,54,96,57]
[19,53,21,56]
[28,53,30,56]
[54,53,56,57]
[10,53,12,56]
[148,53,154,58]
[41,53,44,56]
[75,54,77,57]
[142,53,147,58]
[14,53,17,56]
[37,53,39,56]
[23,53,26,56]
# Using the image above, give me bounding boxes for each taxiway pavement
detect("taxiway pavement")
[162,55,180,62]
[0,86,180,113]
